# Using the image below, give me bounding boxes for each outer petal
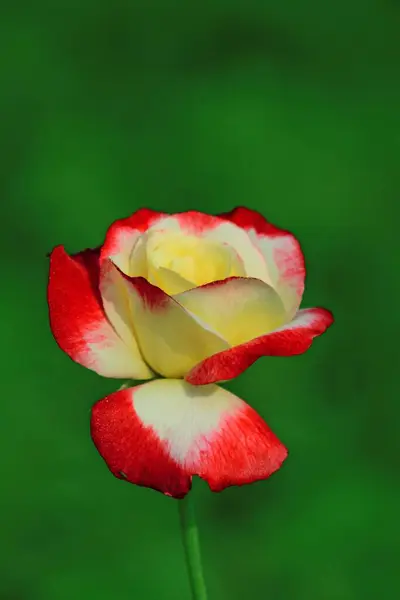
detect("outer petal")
[106,262,229,378]
[47,246,153,379]
[91,379,288,498]
[186,308,334,385]
[146,211,270,282]
[220,207,306,319]
[100,208,166,273]
[175,277,287,346]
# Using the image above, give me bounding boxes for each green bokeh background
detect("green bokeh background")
[1,3,399,599]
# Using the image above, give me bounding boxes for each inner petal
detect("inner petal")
[175,278,287,346]
[143,230,245,294]
[148,266,194,295]
[145,212,270,283]
[128,235,149,278]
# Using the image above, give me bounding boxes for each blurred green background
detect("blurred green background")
[1,2,399,599]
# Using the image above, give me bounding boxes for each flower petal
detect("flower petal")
[91,379,287,498]
[100,208,166,273]
[146,211,270,282]
[148,266,195,295]
[220,207,306,319]
[186,308,334,385]
[105,263,229,378]
[99,260,155,377]
[47,246,153,379]
[175,277,287,346]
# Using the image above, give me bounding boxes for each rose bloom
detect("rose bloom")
[48,207,333,498]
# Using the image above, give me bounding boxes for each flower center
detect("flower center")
[134,230,245,294]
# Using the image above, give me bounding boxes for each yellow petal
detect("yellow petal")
[99,261,155,379]
[175,277,287,346]
[148,266,195,295]
[145,213,269,282]
[144,229,245,293]
[105,263,230,378]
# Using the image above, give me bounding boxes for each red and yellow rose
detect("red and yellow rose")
[48,206,333,498]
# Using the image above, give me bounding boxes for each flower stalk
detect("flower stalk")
[178,494,208,600]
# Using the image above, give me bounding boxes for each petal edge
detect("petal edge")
[186,307,334,385]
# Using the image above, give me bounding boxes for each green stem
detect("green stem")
[178,494,208,600]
